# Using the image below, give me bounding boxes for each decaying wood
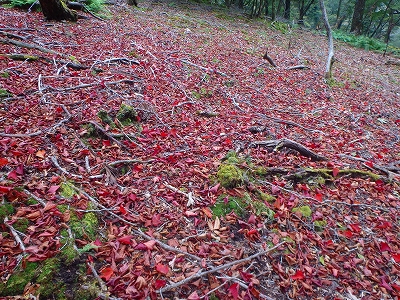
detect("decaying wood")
[159,242,285,293]
[249,138,328,161]
[286,65,309,70]
[262,50,277,67]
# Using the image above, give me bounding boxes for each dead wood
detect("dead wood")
[88,121,130,151]
[262,50,277,67]
[249,138,328,161]
[385,60,400,66]
[319,0,334,79]
[4,217,26,252]
[266,116,326,135]
[286,65,309,70]
[181,59,228,76]
[159,242,285,293]
[0,31,27,40]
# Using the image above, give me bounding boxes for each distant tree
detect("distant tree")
[319,0,334,79]
[350,0,366,34]
[297,0,316,24]
[284,0,290,18]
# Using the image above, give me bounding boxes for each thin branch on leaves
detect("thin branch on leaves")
[88,121,130,151]
[320,200,390,212]
[319,0,334,79]
[286,65,310,70]
[23,189,47,207]
[249,138,328,161]
[70,186,204,264]
[107,159,154,167]
[268,116,326,135]
[0,131,42,137]
[88,263,110,297]
[4,217,26,252]
[50,156,83,179]
[181,59,227,77]
[0,37,66,58]
[0,31,27,40]
[159,242,285,293]
[164,182,201,207]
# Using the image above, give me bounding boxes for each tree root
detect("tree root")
[249,138,328,161]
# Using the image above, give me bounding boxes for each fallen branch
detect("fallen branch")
[249,138,328,161]
[107,159,154,167]
[268,116,326,135]
[88,121,130,151]
[23,189,47,207]
[50,156,83,179]
[4,217,26,252]
[181,59,227,76]
[164,182,201,207]
[159,242,285,293]
[286,65,309,70]
[0,131,42,137]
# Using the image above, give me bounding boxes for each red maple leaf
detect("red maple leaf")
[379,242,391,252]
[100,267,114,281]
[154,279,167,289]
[155,263,169,275]
[228,282,239,299]
[118,235,133,245]
[291,270,305,280]
[0,158,8,167]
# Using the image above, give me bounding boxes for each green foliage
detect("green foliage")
[1,72,10,78]
[0,262,38,296]
[9,0,37,8]
[270,21,290,34]
[97,110,115,128]
[85,0,104,13]
[13,218,29,233]
[333,30,400,55]
[314,219,327,230]
[211,194,248,217]
[0,89,12,98]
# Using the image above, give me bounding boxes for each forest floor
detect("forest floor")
[0,1,399,299]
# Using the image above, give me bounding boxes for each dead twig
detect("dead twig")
[88,121,130,151]
[50,156,83,179]
[181,59,227,76]
[23,189,47,207]
[159,242,285,293]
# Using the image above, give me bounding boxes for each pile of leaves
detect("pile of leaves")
[0,1,399,299]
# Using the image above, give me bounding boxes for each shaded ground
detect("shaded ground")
[0,1,399,299]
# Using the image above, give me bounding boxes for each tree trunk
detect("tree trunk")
[284,0,290,19]
[38,0,77,21]
[350,0,366,35]
[127,0,138,5]
[319,0,334,80]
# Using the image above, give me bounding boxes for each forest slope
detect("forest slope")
[0,1,399,299]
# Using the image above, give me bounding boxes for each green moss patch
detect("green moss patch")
[97,110,115,128]
[292,205,312,218]
[60,181,77,199]
[0,202,15,222]
[116,103,138,126]
[217,164,243,188]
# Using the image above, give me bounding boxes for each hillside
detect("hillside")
[0,1,399,299]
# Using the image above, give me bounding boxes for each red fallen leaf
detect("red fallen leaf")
[364,267,372,276]
[119,205,127,214]
[152,214,162,226]
[7,170,18,180]
[291,270,305,280]
[155,263,169,275]
[342,230,353,238]
[332,268,339,277]
[348,223,361,233]
[315,193,323,202]
[15,164,24,175]
[187,291,200,300]
[134,243,148,250]
[36,150,46,159]
[186,158,195,165]
[326,161,334,168]
[393,283,400,291]
[154,279,167,289]
[94,238,102,246]
[228,282,239,299]
[0,186,12,194]
[102,140,111,147]
[118,235,133,245]
[332,167,339,177]
[100,267,114,281]
[209,183,220,194]
[380,242,391,252]
[248,214,256,224]
[0,157,8,167]
[381,276,393,291]
[376,221,392,229]
[365,160,374,168]
[48,185,59,194]
[184,210,198,217]
[240,270,253,282]
[143,240,157,250]
[392,253,400,263]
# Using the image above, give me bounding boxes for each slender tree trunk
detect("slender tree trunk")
[38,0,77,21]
[335,0,342,22]
[319,0,334,80]
[271,0,276,20]
[284,0,290,19]
[350,0,366,35]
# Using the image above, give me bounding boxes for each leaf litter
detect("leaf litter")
[0,1,399,299]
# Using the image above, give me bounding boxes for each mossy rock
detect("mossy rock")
[116,103,137,126]
[13,217,29,233]
[69,210,99,241]
[97,110,115,128]
[60,181,77,199]
[217,164,243,188]
[314,219,327,231]
[292,205,312,218]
